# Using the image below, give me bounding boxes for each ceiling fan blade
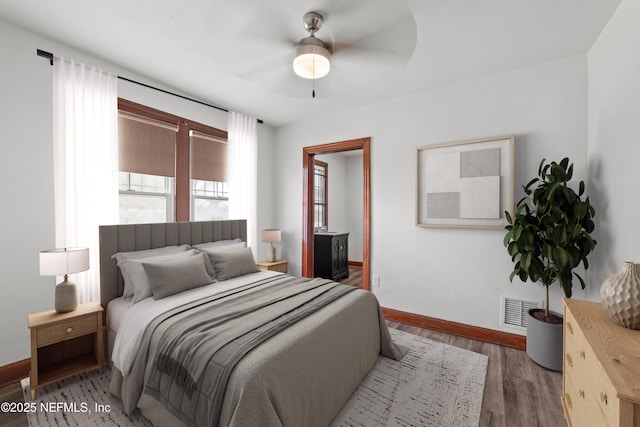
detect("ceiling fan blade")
[234,51,294,81]
[237,4,301,47]
[321,0,417,66]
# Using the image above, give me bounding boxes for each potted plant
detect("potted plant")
[504,158,596,371]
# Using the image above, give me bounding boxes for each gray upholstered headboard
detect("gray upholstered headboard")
[99,220,247,312]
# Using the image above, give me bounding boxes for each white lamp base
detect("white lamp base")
[55,280,78,313]
[267,245,276,262]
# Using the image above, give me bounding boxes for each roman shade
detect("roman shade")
[118,111,178,177]
[190,130,228,183]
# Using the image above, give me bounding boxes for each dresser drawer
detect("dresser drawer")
[564,310,579,357]
[564,371,608,427]
[580,341,619,426]
[36,314,98,347]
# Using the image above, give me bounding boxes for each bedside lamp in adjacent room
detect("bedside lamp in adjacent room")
[262,229,281,262]
[39,247,89,313]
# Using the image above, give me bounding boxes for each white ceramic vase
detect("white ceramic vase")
[600,262,640,329]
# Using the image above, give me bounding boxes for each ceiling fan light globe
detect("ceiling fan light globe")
[293,53,330,79]
[293,43,331,79]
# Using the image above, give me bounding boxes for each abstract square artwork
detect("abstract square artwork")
[416,136,514,228]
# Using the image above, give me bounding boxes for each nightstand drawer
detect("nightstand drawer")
[270,263,288,273]
[257,260,288,273]
[37,314,98,347]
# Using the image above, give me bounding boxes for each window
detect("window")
[118,99,228,223]
[119,172,174,224]
[314,160,328,231]
[190,130,229,221]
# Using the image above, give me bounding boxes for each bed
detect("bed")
[100,220,405,427]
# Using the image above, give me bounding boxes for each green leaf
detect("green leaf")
[512,225,522,241]
[508,242,519,257]
[509,270,519,282]
[553,246,569,268]
[574,202,588,219]
[518,270,528,282]
[503,230,512,247]
[538,158,547,177]
[574,272,586,290]
[505,210,513,225]
[550,163,567,182]
[572,224,582,238]
[521,252,532,271]
[561,278,573,298]
[563,187,577,204]
[579,181,585,196]
[524,178,539,192]
[521,231,534,247]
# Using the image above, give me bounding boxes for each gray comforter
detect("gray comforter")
[111,275,406,427]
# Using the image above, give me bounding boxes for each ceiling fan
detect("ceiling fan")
[292,12,332,80]
[234,1,417,99]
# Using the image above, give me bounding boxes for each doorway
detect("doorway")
[302,137,371,290]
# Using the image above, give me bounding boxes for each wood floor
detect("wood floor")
[0,381,27,427]
[339,264,363,288]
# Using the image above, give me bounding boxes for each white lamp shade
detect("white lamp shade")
[293,44,331,79]
[262,229,281,244]
[39,247,90,276]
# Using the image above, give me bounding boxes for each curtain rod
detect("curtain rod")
[36,49,264,124]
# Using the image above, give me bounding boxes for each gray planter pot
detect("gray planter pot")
[525,308,563,372]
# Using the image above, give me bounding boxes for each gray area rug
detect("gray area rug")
[22,329,487,426]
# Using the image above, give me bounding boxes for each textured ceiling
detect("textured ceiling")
[0,0,621,127]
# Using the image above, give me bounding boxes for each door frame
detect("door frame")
[302,137,371,290]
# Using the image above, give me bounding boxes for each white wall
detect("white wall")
[316,153,348,233]
[314,152,364,263]
[274,55,589,333]
[0,18,275,365]
[0,19,56,366]
[345,154,364,262]
[587,0,640,299]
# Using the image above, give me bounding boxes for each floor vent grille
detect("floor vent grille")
[502,297,541,329]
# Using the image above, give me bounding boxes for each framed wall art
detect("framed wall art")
[416,135,514,229]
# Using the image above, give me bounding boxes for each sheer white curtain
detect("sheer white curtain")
[53,58,119,303]
[227,111,258,253]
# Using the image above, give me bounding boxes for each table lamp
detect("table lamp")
[262,229,281,262]
[39,247,89,313]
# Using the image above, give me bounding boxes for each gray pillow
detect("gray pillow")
[111,244,191,264]
[118,249,199,300]
[207,247,259,281]
[192,239,245,250]
[142,253,213,300]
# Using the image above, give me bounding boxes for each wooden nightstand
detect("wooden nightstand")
[257,260,288,273]
[28,302,104,399]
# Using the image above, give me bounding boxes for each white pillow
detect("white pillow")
[118,249,201,302]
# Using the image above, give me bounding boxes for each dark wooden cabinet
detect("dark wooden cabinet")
[314,232,349,281]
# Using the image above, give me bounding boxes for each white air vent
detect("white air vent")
[501,296,542,330]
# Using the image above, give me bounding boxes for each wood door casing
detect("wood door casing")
[302,137,371,290]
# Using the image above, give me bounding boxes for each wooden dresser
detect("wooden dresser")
[562,299,640,426]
